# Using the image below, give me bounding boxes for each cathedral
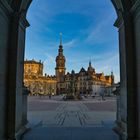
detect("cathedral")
[24,36,114,96]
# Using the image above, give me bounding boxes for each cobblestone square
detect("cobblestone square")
[22,96,119,140]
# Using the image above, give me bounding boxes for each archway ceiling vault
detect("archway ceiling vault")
[7,0,138,14]
[7,0,138,28]
[8,0,136,20]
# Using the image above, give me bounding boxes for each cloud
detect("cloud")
[43,53,56,75]
[29,0,113,18]
[43,39,79,51]
[26,0,119,81]
[44,53,55,64]
[85,14,117,45]
[63,39,78,49]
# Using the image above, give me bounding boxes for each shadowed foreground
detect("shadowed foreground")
[22,96,119,140]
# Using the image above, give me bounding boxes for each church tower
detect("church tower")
[55,33,66,82]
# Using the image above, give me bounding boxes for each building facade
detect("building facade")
[55,37,114,95]
[24,38,114,96]
[24,60,57,95]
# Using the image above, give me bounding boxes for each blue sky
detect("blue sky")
[25,0,120,82]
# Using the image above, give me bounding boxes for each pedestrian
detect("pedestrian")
[49,93,51,99]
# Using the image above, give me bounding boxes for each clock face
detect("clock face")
[59,69,62,72]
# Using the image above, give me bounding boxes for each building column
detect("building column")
[112,1,140,140]
[132,1,140,139]
[124,15,137,140]
[6,10,29,140]
[114,14,127,139]
[114,6,138,140]
[0,1,13,140]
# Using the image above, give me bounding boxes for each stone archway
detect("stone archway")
[0,0,140,140]
[112,0,139,139]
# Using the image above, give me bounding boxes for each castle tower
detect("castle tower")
[55,33,66,82]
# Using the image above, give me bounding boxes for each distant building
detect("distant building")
[24,60,57,95]
[24,35,114,96]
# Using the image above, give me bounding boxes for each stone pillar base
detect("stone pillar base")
[113,120,127,140]
[15,124,30,140]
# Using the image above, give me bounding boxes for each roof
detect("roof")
[96,73,103,78]
[79,67,86,73]
[105,76,111,80]
[24,59,43,65]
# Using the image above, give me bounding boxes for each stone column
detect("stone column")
[6,10,29,140]
[112,1,140,140]
[132,1,140,139]
[119,2,140,140]
[114,7,138,139]
[0,1,13,140]
[115,16,127,140]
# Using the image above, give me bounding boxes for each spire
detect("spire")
[89,57,92,67]
[58,33,63,55]
[87,59,95,73]
[111,70,114,76]
[89,60,92,67]
[60,32,62,46]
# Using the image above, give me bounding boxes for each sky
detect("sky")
[25,0,120,82]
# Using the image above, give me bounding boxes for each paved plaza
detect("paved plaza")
[22,96,119,140]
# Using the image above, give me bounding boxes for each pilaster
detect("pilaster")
[114,3,138,140]
[6,10,29,140]
[0,1,13,140]
[131,0,140,139]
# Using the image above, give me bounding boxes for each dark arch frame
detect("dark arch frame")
[0,0,140,140]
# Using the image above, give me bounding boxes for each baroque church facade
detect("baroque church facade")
[24,38,114,96]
